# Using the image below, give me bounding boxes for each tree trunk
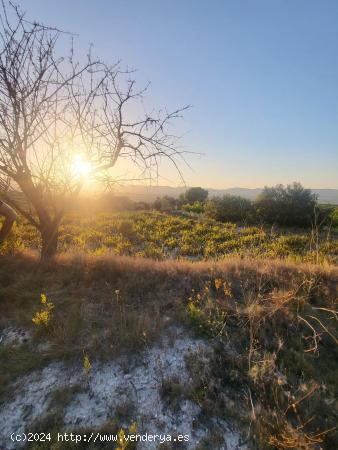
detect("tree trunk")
[41,224,59,260]
[15,173,63,260]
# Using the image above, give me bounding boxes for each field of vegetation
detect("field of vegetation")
[2,210,338,264]
[0,202,338,449]
[1,184,338,450]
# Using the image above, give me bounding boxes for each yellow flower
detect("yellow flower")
[129,422,137,434]
[32,310,50,326]
[117,428,128,450]
[83,355,92,376]
[32,293,54,327]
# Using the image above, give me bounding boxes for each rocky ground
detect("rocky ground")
[0,326,248,450]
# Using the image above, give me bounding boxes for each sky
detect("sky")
[19,0,338,189]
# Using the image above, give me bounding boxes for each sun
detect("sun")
[72,154,92,177]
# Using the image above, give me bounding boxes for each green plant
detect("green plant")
[205,194,254,223]
[180,187,208,204]
[255,182,317,227]
[330,206,338,228]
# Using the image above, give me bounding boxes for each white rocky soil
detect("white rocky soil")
[0,327,247,450]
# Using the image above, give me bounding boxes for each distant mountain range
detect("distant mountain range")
[113,185,338,204]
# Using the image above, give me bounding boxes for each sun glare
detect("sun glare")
[72,154,92,177]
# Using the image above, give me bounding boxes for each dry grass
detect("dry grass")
[0,251,337,449]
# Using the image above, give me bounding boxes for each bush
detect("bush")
[255,182,317,227]
[117,220,135,239]
[204,195,254,223]
[181,187,208,204]
[153,196,178,211]
[329,207,338,228]
[315,204,335,226]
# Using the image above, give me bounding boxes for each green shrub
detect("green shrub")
[180,187,208,203]
[329,207,338,228]
[153,196,178,211]
[270,235,309,256]
[205,195,254,223]
[255,182,317,227]
[117,220,135,238]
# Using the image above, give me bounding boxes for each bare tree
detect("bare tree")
[0,2,189,258]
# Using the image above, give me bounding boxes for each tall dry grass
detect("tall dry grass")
[0,252,337,448]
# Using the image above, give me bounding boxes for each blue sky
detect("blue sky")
[20,0,338,188]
